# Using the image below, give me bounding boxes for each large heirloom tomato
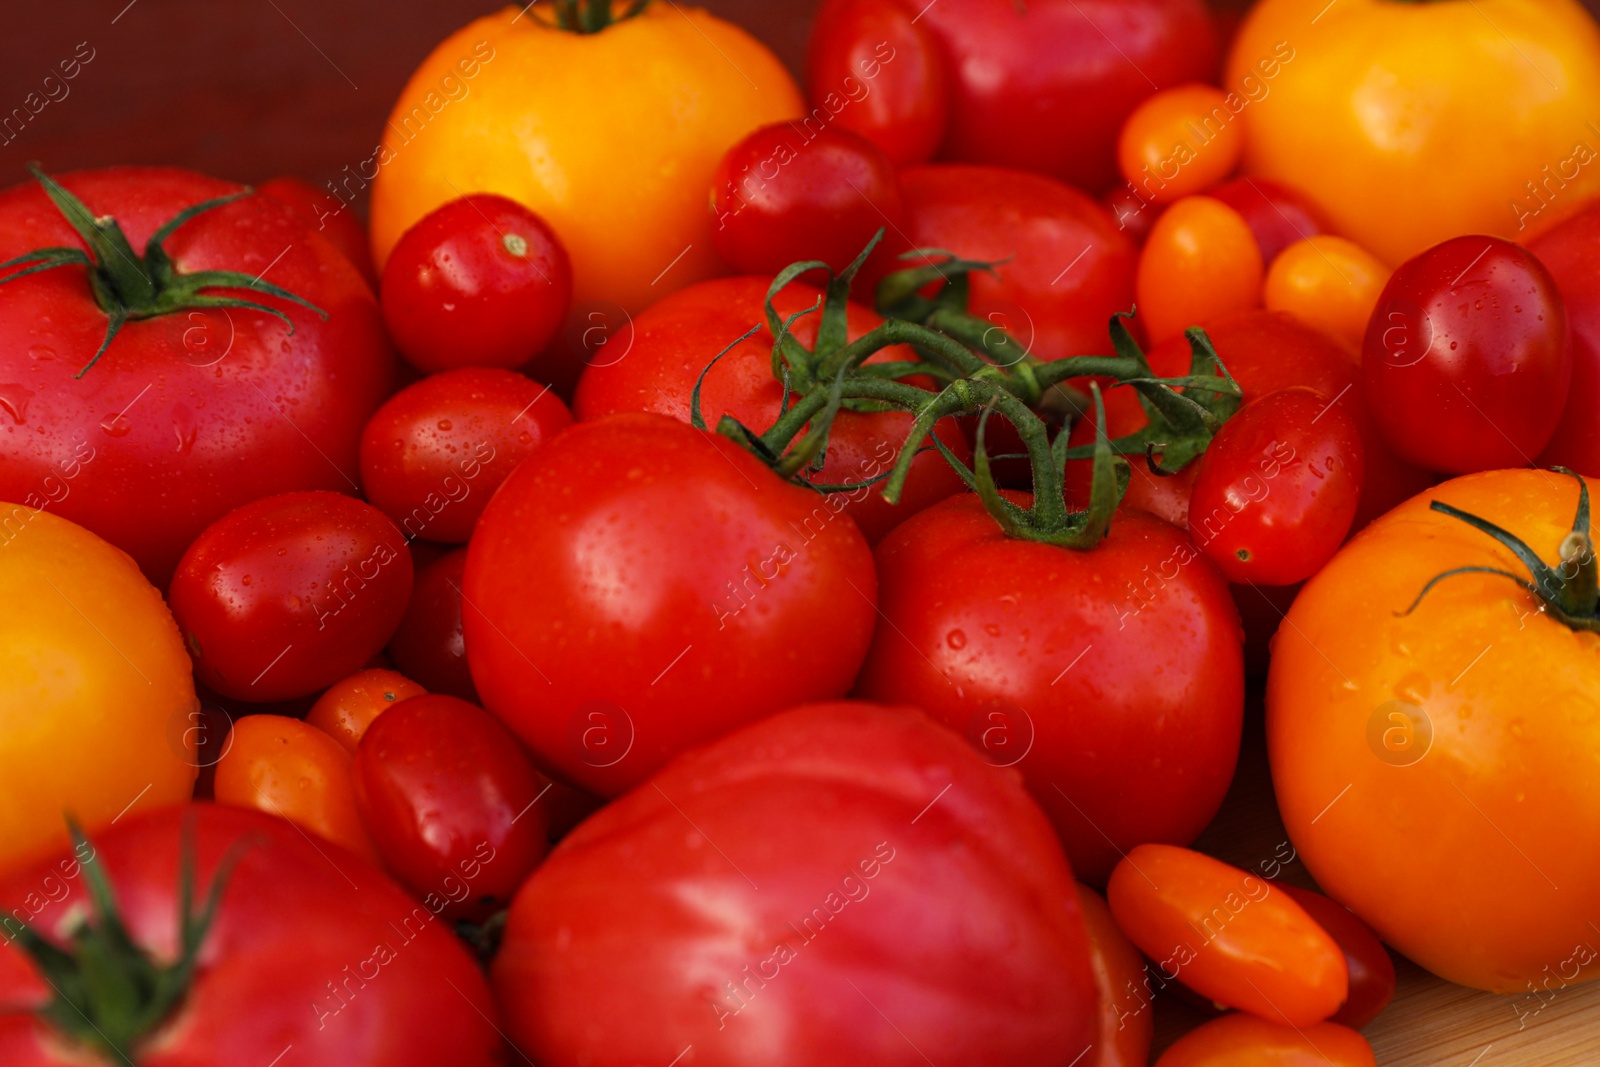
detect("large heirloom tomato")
[493,701,1099,1066]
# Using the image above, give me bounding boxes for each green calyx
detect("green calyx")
[0,163,327,378]
[547,0,650,33]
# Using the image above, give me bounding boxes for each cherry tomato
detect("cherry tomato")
[169,492,414,702]
[388,547,478,702]
[1528,201,1600,474]
[213,714,379,863]
[1118,84,1243,206]
[1107,844,1347,1028]
[1362,235,1571,473]
[1077,884,1154,1067]
[305,668,427,754]
[1156,1014,1376,1067]
[805,0,947,166]
[1137,196,1263,344]
[711,123,902,278]
[1189,387,1366,586]
[1264,236,1391,351]
[359,367,571,544]
[258,175,377,287]
[1207,176,1327,266]
[381,194,573,373]
[1280,885,1396,1030]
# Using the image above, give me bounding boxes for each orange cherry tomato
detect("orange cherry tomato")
[305,668,428,754]
[1076,884,1154,1067]
[1136,196,1263,344]
[1263,236,1390,350]
[213,715,379,864]
[1156,1013,1376,1067]
[1106,844,1348,1028]
[1118,84,1243,206]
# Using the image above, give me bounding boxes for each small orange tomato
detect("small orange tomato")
[1136,196,1262,344]
[1106,844,1347,1028]
[1076,884,1153,1067]
[213,715,379,864]
[1263,236,1391,350]
[1118,85,1243,206]
[306,668,427,754]
[1156,1013,1376,1067]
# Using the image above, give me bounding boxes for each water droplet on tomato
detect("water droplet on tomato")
[0,384,32,424]
[437,419,452,431]
[983,623,1000,637]
[946,629,967,650]
[100,413,132,436]
[27,345,54,362]
[172,403,197,455]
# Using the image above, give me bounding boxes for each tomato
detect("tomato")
[1155,1014,1376,1067]
[0,804,504,1066]
[168,491,414,702]
[360,367,570,544]
[369,5,802,387]
[306,668,428,754]
[464,413,877,796]
[1264,236,1390,351]
[258,175,377,287]
[855,492,1244,884]
[1117,84,1243,206]
[1076,884,1154,1067]
[1279,885,1396,1030]
[1136,196,1263,344]
[1527,203,1600,474]
[1207,176,1327,266]
[1268,469,1600,990]
[1362,236,1571,474]
[388,547,478,702]
[1188,387,1366,587]
[0,506,196,876]
[573,276,967,543]
[1107,845,1348,1027]
[0,167,393,585]
[805,0,947,166]
[493,701,1099,1065]
[1230,0,1600,265]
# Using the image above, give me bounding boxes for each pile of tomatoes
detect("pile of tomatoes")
[2,0,1599,1064]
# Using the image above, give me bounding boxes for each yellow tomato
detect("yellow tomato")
[1230,0,1600,264]
[0,505,196,875]
[1263,236,1390,350]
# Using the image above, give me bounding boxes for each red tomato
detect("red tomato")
[0,804,504,1066]
[1207,176,1328,266]
[464,413,878,797]
[1280,885,1396,1031]
[1156,1013,1376,1067]
[0,167,393,585]
[805,0,947,166]
[493,701,1099,1065]
[305,667,428,754]
[257,175,377,286]
[855,492,1244,884]
[1077,884,1154,1067]
[573,276,968,544]
[168,491,414,701]
[359,367,571,544]
[1527,203,1600,474]
[1362,235,1571,474]
[387,547,478,702]
[381,194,573,373]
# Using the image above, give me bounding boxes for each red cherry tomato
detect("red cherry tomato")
[1280,885,1397,1031]
[1077,884,1154,1067]
[1207,176,1328,266]
[1156,1013,1376,1067]
[1362,235,1572,473]
[1189,387,1366,586]
[381,194,573,373]
[359,367,571,544]
[1526,203,1600,474]
[387,546,478,702]
[805,0,947,166]
[169,491,413,701]
[257,175,377,286]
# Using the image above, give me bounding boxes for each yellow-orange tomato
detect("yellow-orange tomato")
[1156,1014,1376,1067]
[1268,469,1600,991]
[213,715,378,864]
[1106,844,1347,1028]
[1263,236,1390,351]
[305,668,426,753]
[1076,884,1153,1067]
[0,505,197,875]
[1230,0,1600,264]
[1136,196,1263,343]
[1118,84,1243,205]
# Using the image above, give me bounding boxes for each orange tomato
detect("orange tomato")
[1106,844,1347,1028]
[1263,237,1390,351]
[1076,884,1153,1067]
[1268,469,1600,991]
[1156,1014,1376,1067]
[0,505,197,875]
[1118,84,1243,205]
[1136,196,1262,343]
[213,715,378,864]
[306,668,427,753]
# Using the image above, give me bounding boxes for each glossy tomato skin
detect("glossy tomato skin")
[387,547,478,702]
[0,167,393,586]
[306,668,428,753]
[494,701,1099,1065]
[169,491,414,702]
[855,493,1245,884]
[1280,885,1396,1030]
[573,276,968,544]
[359,367,570,544]
[1077,884,1154,1067]
[0,804,506,1067]
[1529,202,1600,475]
[1207,176,1327,266]
[1155,1014,1376,1067]
[1362,236,1571,474]
[464,414,878,797]
[805,0,947,166]
[258,175,378,287]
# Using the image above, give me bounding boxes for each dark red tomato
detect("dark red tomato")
[381,194,572,373]
[573,276,969,544]
[1280,885,1396,1030]
[0,804,503,1066]
[1528,203,1600,475]
[493,701,1099,1066]
[354,694,552,924]
[1188,388,1365,586]
[711,123,903,278]
[1207,177,1328,266]
[169,491,414,702]
[1105,184,1161,246]
[258,175,378,287]
[359,367,571,544]
[388,547,478,702]
[464,414,878,797]
[854,492,1245,884]
[1362,235,1571,474]
[805,0,947,166]
[0,167,393,586]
